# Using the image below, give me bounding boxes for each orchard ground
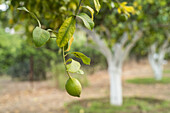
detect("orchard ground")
[0,60,170,113]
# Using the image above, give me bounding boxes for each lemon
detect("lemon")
[65,77,82,97]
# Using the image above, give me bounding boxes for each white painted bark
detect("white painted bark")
[78,25,142,105]
[148,52,163,80]
[148,37,170,80]
[108,62,122,105]
[108,43,124,105]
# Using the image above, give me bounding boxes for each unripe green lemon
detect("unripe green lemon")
[65,77,82,97]
[119,14,128,22]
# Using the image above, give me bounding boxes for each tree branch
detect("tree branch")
[124,30,143,58]
[165,46,170,53]
[77,25,113,62]
[84,42,98,50]
[120,32,128,47]
[150,42,157,54]
[159,32,170,57]
[161,39,169,50]
[104,26,111,39]
[112,43,124,67]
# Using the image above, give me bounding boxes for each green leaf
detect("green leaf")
[33,27,50,47]
[77,13,94,30]
[17,7,41,27]
[66,59,81,73]
[76,69,84,75]
[83,0,91,6]
[82,6,94,20]
[72,52,91,65]
[94,0,101,12]
[57,17,76,47]
[17,7,29,12]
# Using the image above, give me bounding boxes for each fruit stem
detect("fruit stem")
[64,52,71,57]
[63,47,72,78]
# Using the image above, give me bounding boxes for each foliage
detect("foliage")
[0,28,22,74]
[130,0,170,58]
[0,27,58,80]
[71,30,107,67]
[64,97,170,113]
[51,63,88,90]
[2,0,169,58]
[10,0,103,97]
[0,0,137,97]
[89,0,170,59]
[127,77,170,84]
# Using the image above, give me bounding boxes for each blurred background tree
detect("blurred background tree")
[131,0,170,80]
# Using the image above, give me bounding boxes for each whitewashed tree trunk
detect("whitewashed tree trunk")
[148,38,170,80]
[154,66,163,80]
[108,61,123,105]
[148,53,163,80]
[78,25,143,106]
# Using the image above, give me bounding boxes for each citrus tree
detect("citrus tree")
[78,1,142,105]
[131,0,170,80]
[2,0,137,104]
[148,33,170,80]
[0,26,58,80]
[3,0,102,97]
[0,28,22,74]
[143,0,170,80]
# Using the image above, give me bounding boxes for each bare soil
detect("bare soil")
[0,60,170,113]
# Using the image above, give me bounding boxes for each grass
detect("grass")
[62,97,170,113]
[126,77,170,84]
[164,70,170,74]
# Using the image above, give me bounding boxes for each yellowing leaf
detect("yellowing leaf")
[118,2,135,16]
[124,11,130,17]
[57,17,76,47]
[66,36,74,52]
[133,1,138,7]
[94,0,101,12]
[125,6,134,12]
[117,8,121,14]
[121,2,127,6]
[138,6,142,10]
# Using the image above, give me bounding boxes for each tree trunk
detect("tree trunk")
[108,62,123,105]
[148,54,163,80]
[148,38,170,81]
[29,56,34,81]
[77,26,143,106]
[154,66,163,80]
[29,56,34,88]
